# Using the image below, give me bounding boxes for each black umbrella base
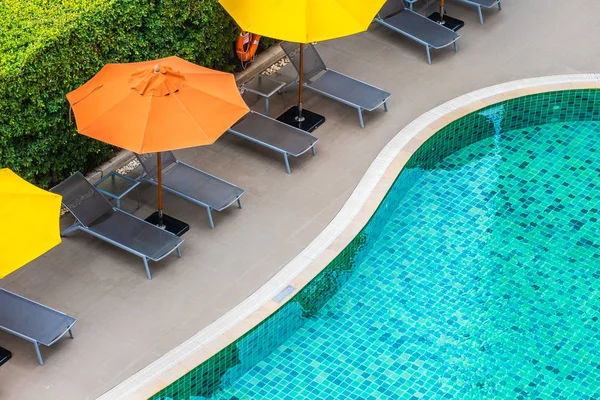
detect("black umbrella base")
[145,212,189,237]
[0,347,12,366]
[277,106,325,133]
[427,12,465,31]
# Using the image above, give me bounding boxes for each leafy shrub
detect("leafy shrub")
[0,0,245,187]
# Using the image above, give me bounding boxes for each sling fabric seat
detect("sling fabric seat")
[0,288,76,365]
[374,0,461,65]
[136,152,245,229]
[228,111,318,173]
[280,42,392,128]
[51,172,183,280]
[453,0,502,24]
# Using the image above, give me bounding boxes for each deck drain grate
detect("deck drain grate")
[272,285,296,303]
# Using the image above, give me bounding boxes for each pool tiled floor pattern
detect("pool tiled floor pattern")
[203,121,600,399]
[3,0,600,398]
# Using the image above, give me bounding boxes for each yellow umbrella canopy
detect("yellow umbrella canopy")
[219,0,387,43]
[0,169,62,278]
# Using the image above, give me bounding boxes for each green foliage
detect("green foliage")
[0,0,242,187]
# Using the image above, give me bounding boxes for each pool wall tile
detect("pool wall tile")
[147,88,600,400]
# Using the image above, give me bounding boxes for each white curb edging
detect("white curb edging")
[96,74,600,400]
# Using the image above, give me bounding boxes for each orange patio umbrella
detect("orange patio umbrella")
[66,56,249,226]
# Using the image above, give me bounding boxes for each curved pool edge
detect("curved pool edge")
[97,74,600,400]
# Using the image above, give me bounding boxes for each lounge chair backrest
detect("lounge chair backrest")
[378,0,406,19]
[136,151,177,179]
[280,42,327,81]
[50,171,113,227]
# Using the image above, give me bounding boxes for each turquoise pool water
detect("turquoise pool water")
[152,91,600,400]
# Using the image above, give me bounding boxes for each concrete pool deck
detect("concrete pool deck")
[1,1,600,399]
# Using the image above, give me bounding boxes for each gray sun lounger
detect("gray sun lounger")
[51,172,184,280]
[375,0,461,65]
[136,152,245,229]
[423,0,501,24]
[0,288,76,365]
[227,111,319,174]
[452,0,501,24]
[404,0,419,10]
[280,42,391,129]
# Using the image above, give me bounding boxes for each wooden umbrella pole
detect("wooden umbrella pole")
[157,151,164,228]
[440,0,446,23]
[296,43,305,122]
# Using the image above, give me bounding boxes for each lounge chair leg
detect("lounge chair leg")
[176,247,182,258]
[311,146,316,156]
[284,153,291,174]
[426,46,432,65]
[68,329,74,339]
[237,199,243,209]
[265,97,270,116]
[358,109,364,129]
[143,258,152,280]
[61,223,80,236]
[454,41,458,52]
[207,209,215,229]
[478,6,484,24]
[498,0,502,10]
[34,342,43,366]
[384,102,388,112]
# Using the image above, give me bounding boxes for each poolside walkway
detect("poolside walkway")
[1,1,599,398]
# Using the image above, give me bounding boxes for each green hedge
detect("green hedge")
[0,0,245,187]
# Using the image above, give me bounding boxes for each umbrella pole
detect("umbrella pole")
[439,0,446,24]
[157,151,164,228]
[296,43,305,122]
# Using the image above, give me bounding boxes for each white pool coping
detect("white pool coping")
[97,74,600,400]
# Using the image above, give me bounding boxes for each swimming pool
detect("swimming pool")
[151,89,600,399]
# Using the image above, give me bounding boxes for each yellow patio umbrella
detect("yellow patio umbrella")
[0,169,62,278]
[219,0,386,130]
[426,0,464,30]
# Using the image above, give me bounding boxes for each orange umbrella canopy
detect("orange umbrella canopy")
[66,56,249,153]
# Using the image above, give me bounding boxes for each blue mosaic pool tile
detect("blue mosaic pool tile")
[150,90,600,400]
